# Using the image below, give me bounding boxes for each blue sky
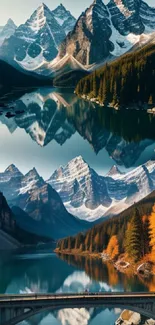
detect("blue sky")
[0,0,154,26]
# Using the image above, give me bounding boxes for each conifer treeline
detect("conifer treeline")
[56,192,155,262]
[75,44,155,108]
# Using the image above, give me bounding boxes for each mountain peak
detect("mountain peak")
[69,155,87,166]
[93,0,103,5]
[38,2,49,11]
[25,167,40,178]
[107,165,122,177]
[5,164,22,175]
[52,3,76,34]
[55,3,67,11]
[6,18,16,27]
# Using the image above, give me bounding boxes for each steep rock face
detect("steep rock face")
[57,0,155,65]
[140,1,155,32]
[58,0,112,65]
[0,19,16,45]
[52,4,76,35]
[47,158,155,221]
[107,0,144,36]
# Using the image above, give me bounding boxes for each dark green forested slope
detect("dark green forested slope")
[75,44,155,108]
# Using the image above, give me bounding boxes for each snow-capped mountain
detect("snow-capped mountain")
[52,4,76,35]
[0,164,89,239]
[47,157,155,221]
[48,156,111,211]
[0,3,76,72]
[0,19,16,46]
[57,0,155,65]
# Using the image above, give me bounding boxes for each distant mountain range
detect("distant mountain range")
[0,157,155,225]
[0,0,155,77]
[0,164,90,240]
[48,156,155,221]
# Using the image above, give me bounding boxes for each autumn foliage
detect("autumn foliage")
[106,235,119,260]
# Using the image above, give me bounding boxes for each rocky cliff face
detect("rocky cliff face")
[58,0,112,65]
[57,0,155,65]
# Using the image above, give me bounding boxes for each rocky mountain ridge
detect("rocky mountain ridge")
[48,157,155,221]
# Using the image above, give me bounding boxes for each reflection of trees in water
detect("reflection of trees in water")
[65,93,155,143]
[58,254,149,293]
[97,107,155,143]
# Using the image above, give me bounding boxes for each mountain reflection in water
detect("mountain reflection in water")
[1,87,155,174]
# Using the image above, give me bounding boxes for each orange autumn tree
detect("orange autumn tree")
[106,235,119,260]
[149,204,155,262]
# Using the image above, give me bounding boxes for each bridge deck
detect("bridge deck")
[0,292,154,302]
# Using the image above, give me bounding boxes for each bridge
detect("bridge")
[0,293,155,325]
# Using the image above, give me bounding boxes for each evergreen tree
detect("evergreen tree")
[92,71,97,98]
[125,208,144,261]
